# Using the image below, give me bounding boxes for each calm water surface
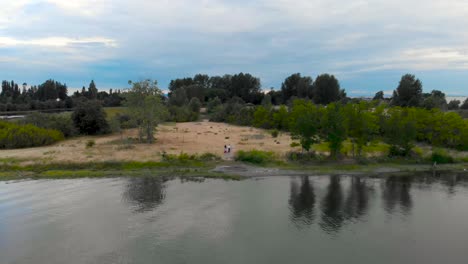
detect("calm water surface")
[1,173,468,264]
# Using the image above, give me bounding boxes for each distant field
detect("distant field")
[104,107,127,119]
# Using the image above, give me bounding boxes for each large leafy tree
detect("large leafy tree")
[321,103,347,158]
[391,74,423,107]
[382,107,417,156]
[169,87,188,107]
[344,102,378,157]
[422,90,447,110]
[272,105,290,130]
[72,100,109,135]
[229,73,261,103]
[373,91,384,100]
[124,80,168,143]
[312,74,342,105]
[289,99,320,152]
[281,73,313,102]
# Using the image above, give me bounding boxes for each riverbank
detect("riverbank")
[1,159,467,181]
[3,120,465,164]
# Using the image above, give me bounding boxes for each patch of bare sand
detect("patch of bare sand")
[0,120,297,163]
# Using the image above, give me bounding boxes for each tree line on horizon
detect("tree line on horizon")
[2,73,468,114]
[0,79,123,112]
[1,75,467,158]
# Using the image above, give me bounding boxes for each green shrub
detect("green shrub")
[199,152,221,161]
[86,140,95,148]
[286,151,324,162]
[0,121,64,149]
[431,149,454,164]
[22,112,77,138]
[388,145,412,157]
[234,150,275,164]
[271,129,279,138]
[72,101,110,135]
[290,142,301,148]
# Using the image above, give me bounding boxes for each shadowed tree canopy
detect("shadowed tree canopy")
[460,98,468,110]
[448,100,460,110]
[312,74,342,105]
[37,79,68,101]
[391,74,423,107]
[373,91,384,100]
[281,73,313,101]
[88,80,98,100]
[229,73,262,103]
[72,100,109,135]
[169,87,188,107]
[422,90,447,110]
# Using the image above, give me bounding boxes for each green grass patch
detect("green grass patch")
[104,107,127,119]
[235,150,276,165]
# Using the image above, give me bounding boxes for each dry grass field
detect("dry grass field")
[0,120,296,163]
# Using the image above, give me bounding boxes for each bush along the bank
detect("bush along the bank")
[235,150,275,165]
[0,121,64,149]
[430,149,454,164]
[211,98,468,158]
[21,112,77,138]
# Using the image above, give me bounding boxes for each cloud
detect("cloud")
[0,36,117,48]
[0,0,468,93]
[332,47,468,74]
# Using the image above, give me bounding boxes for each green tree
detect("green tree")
[88,80,98,100]
[345,102,378,157]
[72,100,109,135]
[281,73,313,101]
[207,97,222,113]
[229,73,261,103]
[312,74,342,104]
[261,94,273,108]
[422,90,447,110]
[461,98,468,109]
[383,107,416,156]
[321,103,346,158]
[124,80,168,143]
[253,105,272,128]
[289,100,320,152]
[373,91,384,100]
[272,105,290,130]
[391,74,423,107]
[188,97,201,113]
[169,87,188,107]
[447,100,460,110]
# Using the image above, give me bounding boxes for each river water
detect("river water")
[1,173,468,264]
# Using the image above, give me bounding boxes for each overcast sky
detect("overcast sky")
[1,0,468,96]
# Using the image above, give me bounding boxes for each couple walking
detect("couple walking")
[224,144,231,154]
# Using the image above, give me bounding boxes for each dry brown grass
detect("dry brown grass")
[0,120,297,163]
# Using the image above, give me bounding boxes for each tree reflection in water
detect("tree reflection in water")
[289,176,315,226]
[314,176,374,234]
[319,175,345,233]
[343,177,373,221]
[123,176,168,213]
[382,176,413,215]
